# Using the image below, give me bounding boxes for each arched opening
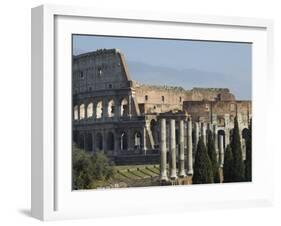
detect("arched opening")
[95,133,103,151]
[85,133,93,152]
[96,101,103,119]
[242,128,249,140]
[87,102,93,118]
[120,132,128,150]
[107,132,114,151]
[218,130,226,149]
[120,98,128,116]
[150,119,158,147]
[134,131,142,149]
[78,134,84,149]
[108,99,115,118]
[79,104,85,119]
[74,105,78,120]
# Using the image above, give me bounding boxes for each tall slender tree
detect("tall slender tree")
[245,119,252,181]
[193,136,214,184]
[207,130,220,183]
[231,117,245,182]
[223,145,234,182]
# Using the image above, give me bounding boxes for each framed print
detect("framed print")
[31,4,274,221]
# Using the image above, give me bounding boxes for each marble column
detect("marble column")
[213,124,219,162]
[142,127,147,154]
[160,118,168,181]
[219,135,224,168]
[178,120,186,177]
[194,122,199,153]
[169,119,177,179]
[201,122,206,145]
[187,120,193,175]
[225,129,230,147]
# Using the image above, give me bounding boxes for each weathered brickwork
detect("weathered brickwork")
[72,49,251,164]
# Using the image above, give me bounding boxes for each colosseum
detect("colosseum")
[72,48,251,174]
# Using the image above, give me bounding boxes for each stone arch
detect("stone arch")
[96,101,103,119]
[95,133,103,151]
[107,132,114,151]
[85,133,93,152]
[79,103,85,119]
[120,131,128,150]
[108,99,115,118]
[218,129,226,149]
[242,128,249,139]
[74,105,78,120]
[120,98,128,116]
[134,131,142,149]
[87,102,93,118]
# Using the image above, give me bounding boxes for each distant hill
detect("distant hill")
[126,61,251,100]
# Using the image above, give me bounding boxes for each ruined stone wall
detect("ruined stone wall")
[183,100,251,128]
[134,85,189,114]
[190,88,235,101]
[134,85,236,114]
[73,49,132,93]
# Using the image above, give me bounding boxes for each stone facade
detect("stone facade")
[72,48,251,165]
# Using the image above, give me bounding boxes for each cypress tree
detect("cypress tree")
[245,120,252,181]
[231,117,245,182]
[207,130,220,183]
[223,145,234,182]
[193,136,214,184]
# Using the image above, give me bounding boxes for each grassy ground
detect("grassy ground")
[107,164,161,188]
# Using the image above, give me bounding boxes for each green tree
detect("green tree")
[230,117,245,182]
[193,136,214,184]
[207,130,220,183]
[72,146,95,189]
[92,151,115,181]
[223,145,234,182]
[72,145,115,190]
[245,120,252,181]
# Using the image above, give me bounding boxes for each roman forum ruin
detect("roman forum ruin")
[72,48,251,182]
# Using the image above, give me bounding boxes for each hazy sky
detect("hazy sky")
[73,35,252,100]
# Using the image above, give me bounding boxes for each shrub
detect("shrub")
[193,136,214,184]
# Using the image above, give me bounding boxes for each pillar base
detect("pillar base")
[160,175,168,182]
[178,170,186,178]
[170,169,177,180]
[187,170,193,175]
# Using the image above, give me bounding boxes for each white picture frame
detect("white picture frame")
[31,4,274,221]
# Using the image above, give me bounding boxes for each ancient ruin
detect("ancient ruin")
[72,48,251,182]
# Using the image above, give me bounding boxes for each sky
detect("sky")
[73,35,252,100]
